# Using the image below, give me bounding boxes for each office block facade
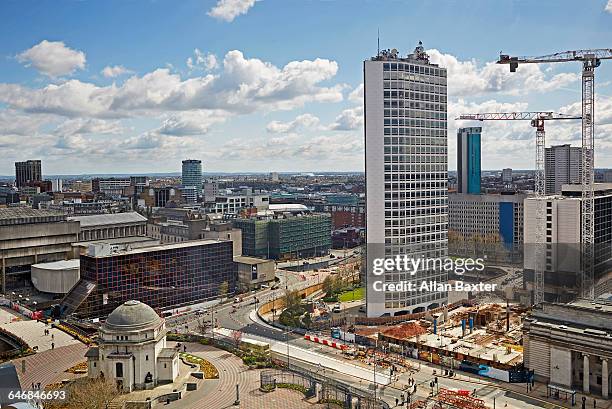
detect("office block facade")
[545,144,582,194]
[364,43,448,317]
[61,240,235,318]
[181,159,202,199]
[448,192,525,262]
[233,213,331,260]
[15,160,42,188]
[457,127,482,194]
[523,183,612,302]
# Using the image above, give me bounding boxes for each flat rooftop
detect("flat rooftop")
[234,255,272,265]
[0,207,67,226]
[73,236,158,247]
[31,259,80,270]
[68,212,147,227]
[84,239,227,258]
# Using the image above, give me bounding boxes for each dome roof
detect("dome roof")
[105,300,161,330]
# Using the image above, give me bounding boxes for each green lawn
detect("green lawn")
[338,287,365,302]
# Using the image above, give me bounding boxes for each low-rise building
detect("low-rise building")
[523,301,612,398]
[233,205,331,260]
[204,192,270,215]
[30,259,80,294]
[60,239,235,318]
[449,192,525,263]
[234,256,275,292]
[85,300,179,392]
[0,208,79,291]
[69,212,148,242]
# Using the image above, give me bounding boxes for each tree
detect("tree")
[322,275,336,296]
[45,376,119,409]
[218,280,229,300]
[197,317,211,334]
[231,330,243,348]
[284,289,301,310]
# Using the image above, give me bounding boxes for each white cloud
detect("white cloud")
[216,132,363,163]
[606,0,612,13]
[427,49,579,97]
[266,113,320,133]
[101,65,132,78]
[187,49,218,72]
[208,0,257,22]
[158,110,230,136]
[0,50,342,118]
[55,118,124,136]
[328,106,364,131]
[348,83,363,103]
[0,110,49,136]
[16,40,86,78]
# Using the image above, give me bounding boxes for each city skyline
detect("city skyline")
[1,0,612,175]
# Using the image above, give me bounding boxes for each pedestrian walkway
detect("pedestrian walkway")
[11,343,89,389]
[0,306,22,325]
[166,342,327,408]
[0,318,79,352]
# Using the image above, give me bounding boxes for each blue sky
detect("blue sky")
[1,0,612,175]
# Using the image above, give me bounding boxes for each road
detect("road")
[165,264,579,408]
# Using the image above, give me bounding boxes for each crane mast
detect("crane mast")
[456,111,581,305]
[498,49,612,301]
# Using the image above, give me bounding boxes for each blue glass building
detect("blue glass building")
[457,127,482,194]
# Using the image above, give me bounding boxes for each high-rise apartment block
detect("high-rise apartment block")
[457,127,481,194]
[364,43,448,317]
[545,144,582,194]
[502,168,513,184]
[182,159,202,201]
[15,160,42,188]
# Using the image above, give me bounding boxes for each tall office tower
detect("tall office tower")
[457,127,482,194]
[364,43,448,317]
[545,144,582,194]
[181,159,202,200]
[502,168,513,184]
[15,160,42,188]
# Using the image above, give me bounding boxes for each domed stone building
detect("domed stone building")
[85,300,179,392]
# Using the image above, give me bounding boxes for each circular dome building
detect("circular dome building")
[85,300,179,392]
[105,300,161,331]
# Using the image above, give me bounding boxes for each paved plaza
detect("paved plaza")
[0,309,80,352]
[166,342,327,409]
[11,343,89,389]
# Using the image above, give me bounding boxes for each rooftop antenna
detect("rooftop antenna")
[377,28,380,56]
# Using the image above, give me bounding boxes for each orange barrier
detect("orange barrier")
[304,333,349,351]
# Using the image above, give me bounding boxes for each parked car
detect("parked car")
[332,305,342,313]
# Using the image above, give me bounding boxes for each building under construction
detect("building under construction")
[376,303,527,382]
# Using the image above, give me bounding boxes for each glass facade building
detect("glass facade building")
[457,127,482,195]
[181,159,202,201]
[61,240,235,318]
[233,213,332,260]
[365,43,448,317]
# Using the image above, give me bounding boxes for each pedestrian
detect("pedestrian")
[31,382,34,389]
[51,333,54,340]
[183,344,186,352]
[51,342,54,350]
[395,397,399,406]
[37,382,41,389]
[594,399,597,408]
